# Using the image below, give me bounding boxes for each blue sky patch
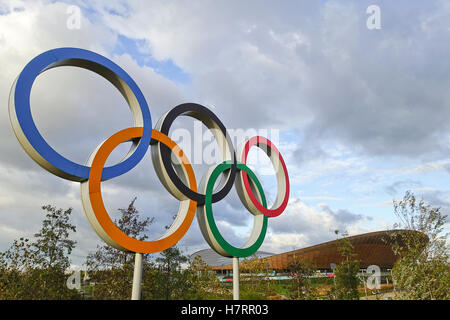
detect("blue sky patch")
[113,34,191,84]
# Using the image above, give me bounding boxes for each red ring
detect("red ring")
[240,136,289,217]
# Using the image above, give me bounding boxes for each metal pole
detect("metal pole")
[131,252,143,300]
[233,257,240,300]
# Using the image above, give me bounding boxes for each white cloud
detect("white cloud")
[262,198,375,253]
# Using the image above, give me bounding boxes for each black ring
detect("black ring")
[152,103,237,205]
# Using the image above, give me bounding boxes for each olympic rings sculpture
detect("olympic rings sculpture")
[9,48,290,258]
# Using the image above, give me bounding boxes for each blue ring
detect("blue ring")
[13,47,152,181]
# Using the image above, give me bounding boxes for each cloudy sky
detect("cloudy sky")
[1,0,449,267]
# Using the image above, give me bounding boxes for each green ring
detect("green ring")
[205,161,268,258]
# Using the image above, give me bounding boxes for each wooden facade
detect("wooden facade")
[211,230,422,271]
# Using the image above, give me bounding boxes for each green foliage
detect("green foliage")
[85,197,155,300]
[33,205,77,270]
[148,246,191,299]
[286,258,318,299]
[180,256,226,300]
[84,199,226,300]
[0,205,80,299]
[388,191,450,300]
[240,255,271,300]
[330,231,360,300]
[333,260,360,300]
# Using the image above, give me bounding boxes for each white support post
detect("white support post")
[131,252,143,300]
[233,257,240,300]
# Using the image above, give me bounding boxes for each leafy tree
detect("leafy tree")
[86,197,155,299]
[331,230,360,300]
[240,254,271,299]
[0,237,34,299]
[287,257,317,300]
[0,205,80,300]
[33,205,77,270]
[388,191,450,300]
[185,256,226,299]
[138,213,193,300]
[151,245,190,300]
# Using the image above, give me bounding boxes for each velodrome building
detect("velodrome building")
[190,230,423,276]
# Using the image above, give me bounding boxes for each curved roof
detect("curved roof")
[190,249,274,267]
[208,230,425,271]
